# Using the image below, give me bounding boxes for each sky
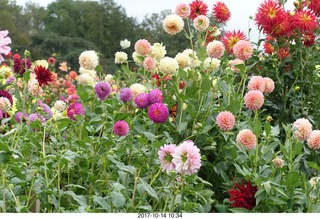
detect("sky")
[15,0,295,43]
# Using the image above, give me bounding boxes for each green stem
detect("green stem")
[2,168,6,213]
[131,169,141,208]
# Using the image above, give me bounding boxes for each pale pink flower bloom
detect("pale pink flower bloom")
[264,77,275,93]
[236,129,257,150]
[0,97,11,112]
[293,118,312,141]
[233,40,253,61]
[172,140,201,175]
[216,111,235,131]
[307,130,320,150]
[244,90,264,110]
[248,76,265,92]
[0,30,11,63]
[163,14,184,35]
[176,3,191,18]
[143,56,156,72]
[158,144,177,173]
[206,40,225,58]
[194,15,210,31]
[134,39,152,56]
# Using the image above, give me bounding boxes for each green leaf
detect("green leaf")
[0,152,12,164]
[271,125,280,136]
[201,75,211,93]
[138,178,158,201]
[177,122,188,134]
[143,131,156,142]
[262,181,271,194]
[286,171,300,189]
[10,177,26,184]
[96,64,103,73]
[264,122,271,137]
[253,119,262,136]
[307,161,320,172]
[110,191,126,208]
[64,191,87,206]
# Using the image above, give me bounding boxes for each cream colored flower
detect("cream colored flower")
[33,59,49,69]
[203,57,221,71]
[150,43,167,60]
[163,14,184,35]
[175,52,190,69]
[54,100,67,112]
[272,157,284,168]
[0,97,11,112]
[120,39,131,49]
[79,50,99,70]
[130,83,146,97]
[132,52,143,66]
[114,51,128,64]
[78,73,95,87]
[159,57,179,76]
[79,67,97,78]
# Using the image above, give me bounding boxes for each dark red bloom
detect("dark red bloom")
[13,57,32,75]
[228,181,257,210]
[179,81,186,89]
[303,32,315,47]
[189,0,208,20]
[34,66,53,86]
[152,74,161,87]
[306,0,320,17]
[212,1,231,23]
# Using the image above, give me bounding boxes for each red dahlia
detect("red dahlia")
[228,181,257,210]
[212,1,231,23]
[291,9,318,34]
[34,66,53,86]
[222,30,247,53]
[189,0,208,20]
[306,0,320,17]
[255,0,286,30]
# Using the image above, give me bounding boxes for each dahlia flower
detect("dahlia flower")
[148,103,169,124]
[206,40,225,58]
[193,15,210,31]
[120,39,131,49]
[244,90,264,110]
[148,89,163,104]
[236,129,257,150]
[94,81,111,101]
[307,130,320,150]
[222,30,247,53]
[67,102,85,121]
[159,57,179,76]
[158,144,177,173]
[134,39,152,56]
[176,3,191,18]
[34,66,53,86]
[203,57,220,71]
[212,1,231,23]
[113,120,129,136]
[248,76,266,92]
[233,40,253,61]
[216,111,235,131]
[0,30,11,63]
[134,93,150,109]
[114,51,128,64]
[143,56,156,72]
[130,83,146,97]
[120,88,133,103]
[189,0,208,20]
[79,50,99,70]
[228,181,257,210]
[163,14,184,35]
[292,118,312,141]
[172,140,201,175]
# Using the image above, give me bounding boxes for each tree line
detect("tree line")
[0,0,189,72]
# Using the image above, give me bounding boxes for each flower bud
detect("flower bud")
[272,157,284,168]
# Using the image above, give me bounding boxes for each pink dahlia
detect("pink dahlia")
[176,3,191,18]
[194,15,210,31]
[143,56,156,72]
[158,144,177,173]
[67,102,85,121]
[134,93,150,109]
[307,130,320,150]
[148,89,163,104]
[233,40,253,61]
[236,129,257,150]
[0,30,11,63]
[292,118,312,141]
[212,1,231,23]
[172,140,201,175]
[189,0,208,20]
[244,90,264,110]
[247,76,265,92]
[216,111,235,131]
[113,120,129,136]
[264,77,275,93]
[148,102,169,124]
[206,40,225,58]
[134,39,152,56]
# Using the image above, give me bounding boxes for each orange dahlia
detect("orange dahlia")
[291,9,318,34]
[263,35,275,54]
[255,0,286,30]
[212,1,231,23]
[189,0,208,20]
[222,30,247,53]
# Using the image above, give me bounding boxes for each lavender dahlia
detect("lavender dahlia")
[120,88,133,103]
[148,103,169,124]
[94,81,111,100]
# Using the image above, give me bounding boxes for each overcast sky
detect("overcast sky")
[16,0,295,43]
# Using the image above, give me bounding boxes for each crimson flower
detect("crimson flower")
[189,0,208,20]
[34,66,53,86]
[228,181,257,210]
[212,1,231,23]
[291,9,318,34]
[255,0,286,30]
